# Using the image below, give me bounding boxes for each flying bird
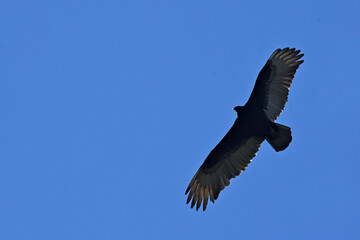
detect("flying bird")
[185,48,304,211]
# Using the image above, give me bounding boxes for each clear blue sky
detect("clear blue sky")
[1,0,359,239]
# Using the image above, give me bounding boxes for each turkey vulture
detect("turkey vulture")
[185,48,304,211]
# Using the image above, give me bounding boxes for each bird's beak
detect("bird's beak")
[232,107,235,110]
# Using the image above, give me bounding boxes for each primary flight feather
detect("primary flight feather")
[185,48,304,211]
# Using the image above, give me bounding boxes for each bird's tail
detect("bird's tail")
[266,123,292,152]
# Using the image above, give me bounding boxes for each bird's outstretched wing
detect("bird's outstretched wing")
[246,48,304,121]
[185,122,264,211]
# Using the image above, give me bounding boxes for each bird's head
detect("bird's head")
[232,106,244,114]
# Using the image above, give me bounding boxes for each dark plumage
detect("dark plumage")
[185,48,304,211]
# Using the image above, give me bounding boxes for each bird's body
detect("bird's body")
[186,48,304,211]
[201,106,269,170]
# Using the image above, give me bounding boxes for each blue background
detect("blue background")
[1,0,359,239]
